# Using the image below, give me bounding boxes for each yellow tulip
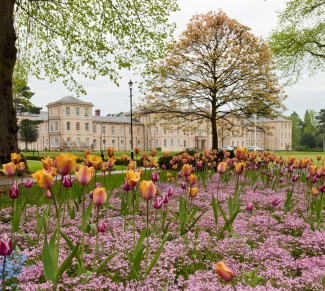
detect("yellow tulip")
[41,157,53,170]
[106,157,116,169]
[76,166,94,186]
[17,162,26,172]
[139,180,156,201]
[55,153,77,176]
[126,170,141,188]
[188,186,198,198]
[234,162,246,175]
[182,164,193,177]
[93,187,107,206]
[215,261,234,282]
[84,149,92,158]
[128,160,137,170]
[2,162,16,176]
[10,153,21,164]
[234,146,247,160]
[85,155,103,170]
[106,147,115,158]
[217,162,228,174]
[32,169,54,190]
[309,165,318,176]
[188,174,197,186]
[287,156,296,166]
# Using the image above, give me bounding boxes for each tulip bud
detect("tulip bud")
[9,181,19,199]
[162,194,169,204]
[181,182,186,190]
[246,202,253,212]
[151,171,159,182]
[24,178,33,188]
[215,261,234,282]
[292,174,298,182]
[161,164,167,170]
[311,187,319,196]
[98,221,107,233]
[139,180,156,201]
[17,162,26,172]
[122,179,132,192]
[153,197,163,210]
[272,198,280,207]
[93,187,107,207]
[0,235,13,256]
[62,175,75,188]
[319,183,325,193]
[167,186,173,197]
[46,189,52,198]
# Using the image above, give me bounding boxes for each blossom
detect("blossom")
[134,147,140,155]
[234,146,247,160]
[122,179,132,192]
[2,162,16,176]
[234,162,246,175]
[106,157,116,169]
[10,153,21,164]
[217,162,228,174]
[188,174,197,186]
[84,149,92,158]
[76,166,94,186]
[62,175,75,188]
[106,147,115,158]
[32,169,54,190]
[85,154,103,170]
[55,153,77,176]
[151,171,159,182]
[311,187,319,196]
[17,162,26,172]
[151,149,157,157]
[215,261,234,282]
[188,186,198,198]
[9,181,19,199]
[125,170,141,188]
[167,186,173,197]
[139,180,156,201]
[182,164,193,177]
[153,197,163,210]
[272,197,281,207]
[41,157,53,170]
[246,202,253,212]
[92,187,107,206]
[0,235,13,256]
[98,221,107,233]
[24,178,33,188]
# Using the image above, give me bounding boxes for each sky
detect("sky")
[28,0,324,118]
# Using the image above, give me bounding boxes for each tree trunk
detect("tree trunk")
[0,0,18,164]
[210,105,219,150]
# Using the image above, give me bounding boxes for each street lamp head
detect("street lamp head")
[128,79,133,90]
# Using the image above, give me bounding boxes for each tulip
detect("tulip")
[217,162,228,174]
[98,221,107,233]
[150,159,158,168]
[181,182,187,190]
[162,194,169,204]
[9,181,19,199]
[0,235,13,256]
[122,179,132,191]
[215,261,234,282]
[24,178,33,188]
[279,177,285,184]
[11,153,21,164]
[121,154,129,163]
[292,174,299,182]
[196,161,203,171]
[319,183,325,193]
[134,147,140,155]
[2,162,16,176]
[89,191,94,199]
[161,164,167,170]
[85,154,103,170]
[167,186,173,197]
[76,166,94,186]
[55,153,77,176]
[188,186,198,198]
[106,157,116,169]
[143,160,150,168]
[287,156,295,165]
[234,146,247,160]
[84,149,92,158]
[188,174,197,186]
[141,153,149,161]
[92,187,107,206]
[128,160,137,170]
[106,147,115,158]
[234,162,246,175]
[126,170,141,188]
[46,167,57,177]
[151,149,157,157]
[32,169,54,190]
[272,198,281,207]
[95,182,102,188]
[62,175,75,188]
[17,161,26,172]
[153,197,163,210]
[41,157,53,170]
[182,164,193,177]
[151,171,159,182]
[139,180,156,201]
[246,202,253,212]
[46,189,52,198]
[311,187,319,196]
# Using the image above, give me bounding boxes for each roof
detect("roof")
[92,115,142,124]
[258,116,291,123]
[47,96,93,107]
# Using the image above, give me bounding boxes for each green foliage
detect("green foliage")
[241,269,266,288]
[18,119,42,149]
[301,132,316,148]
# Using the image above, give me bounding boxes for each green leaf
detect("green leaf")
[96,252,117,275]
[42,236,56,284]
[211,195,218,229]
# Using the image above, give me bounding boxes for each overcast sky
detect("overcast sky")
[29,0,324,118]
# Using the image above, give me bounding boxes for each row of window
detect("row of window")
[66,106,90,117]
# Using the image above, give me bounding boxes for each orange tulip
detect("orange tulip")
[151,149,157,157]
[316,155,321,161]
[84,149,92,158]
[217,162,228,174]
[106,147,115,158]
[188,186,198,198]
[17,162,26,172]
[182,164,193,177]
[10,153,21,164]
[46,167,57,177]
[42,157,54,170]
[215,261,234,282]
[85,154,103,170]
[150,158,158,168]
[32,169,54,190]
[311,187,319,196]
[126,170,141,188]
[234,162,246,175]
[234,146,247,160]
[143,160,150,168]
[188,174,197,186]
[287,156,295,166]
[139,180,156,201]
[134,147,140,155]
[2,162,16,176]
[121,154,129,163]
[128,160,137,171]
[203,149,210,159]
[76,166,94,186]
[55,153,77,176]
[92,187,107,206]
[309,165,318,176]
[106,157,116,169]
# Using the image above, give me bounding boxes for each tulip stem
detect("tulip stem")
[231,280,237,291]
[81,186,86,260]
[62,187,68,226]
[146,200,150,269]
[93,206,100,269]
[2,256,6,291]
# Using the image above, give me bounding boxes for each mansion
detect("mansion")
[17,96,292,152]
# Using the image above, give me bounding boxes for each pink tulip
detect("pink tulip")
[62,175,75,188]
[0,235,13,256]
[167,186,173,197]
[98,221,107,233]
[9,181,19,199]
[153,197,163,210]
[246,202,253,212]
[272,198,281,207]
[24,178,33,188]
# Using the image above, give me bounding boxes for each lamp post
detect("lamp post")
[129,79,134,160]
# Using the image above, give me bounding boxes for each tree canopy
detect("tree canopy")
[139,11,286,149]
[268,0,325,84]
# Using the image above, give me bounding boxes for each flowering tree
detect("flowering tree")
[0,0,178,164]
[139,11,286,150]
[268,0,325,84]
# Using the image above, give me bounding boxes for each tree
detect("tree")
[0,0,178,164]
[268,0,325,84]
[139,11,286,149]
[13,81,41,115]
[18,119,41,150]
[302,109,318,135]
[316,109,325,151]
[301,132,316,148]
[287,111,303,149]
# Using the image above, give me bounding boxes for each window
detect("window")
[55,137,60,147]
[50,137,54,147]
[93,139,97,148]
[112,140,115,146]
[67,137,72,146]
[155,139,159,147]
[50,122,54,132]
[163,139,167,146]
[121,140,124,145]
[148,127,151,134]
[55,122,59,132]
[177,128,180,134]
[76,137,81,146]
[93,125,96,133]
[111,126,115,134]
[120,127,124,134]
[76,122,80,131]
[184,140,187,147]
[177,139,180,146]
[67,122,71,131]
[85,108,89,117]
[171,139,174,146]
[163,128,167,135]
[103,140,106,147]
[66,106,70,116]
[85,123,89,131]
[86,138,90,147]
[102,126,106,134]
[75,107,80,116]
[155,127,158,135]
[138,140,141,146]
[137,127,141,135]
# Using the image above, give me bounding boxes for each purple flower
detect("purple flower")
[151,171,159,182]
[246,202,253,212]
[279,177,285,184]
[292,174,298,182]
[161,164,167,170]
[167,186,173,197]
[95,182,102,188]
[196,161,203,171]
[162,194,169,204]
[89,191,94,199]
[62,175,75,188]
[287,165,294,173]
[272,198,281,207]
[122,179,132,192]
[0,235,13,256]
[319,183,325,193]
[312,175,318,184]
[178,171,183,178]
[24,178,33,188]
[153,197,163,210]
[98,221,107,233]
[279,169,284,175]
[181,182,186,190]
[9,181,19,199]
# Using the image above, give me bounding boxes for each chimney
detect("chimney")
[95,109,101,116]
